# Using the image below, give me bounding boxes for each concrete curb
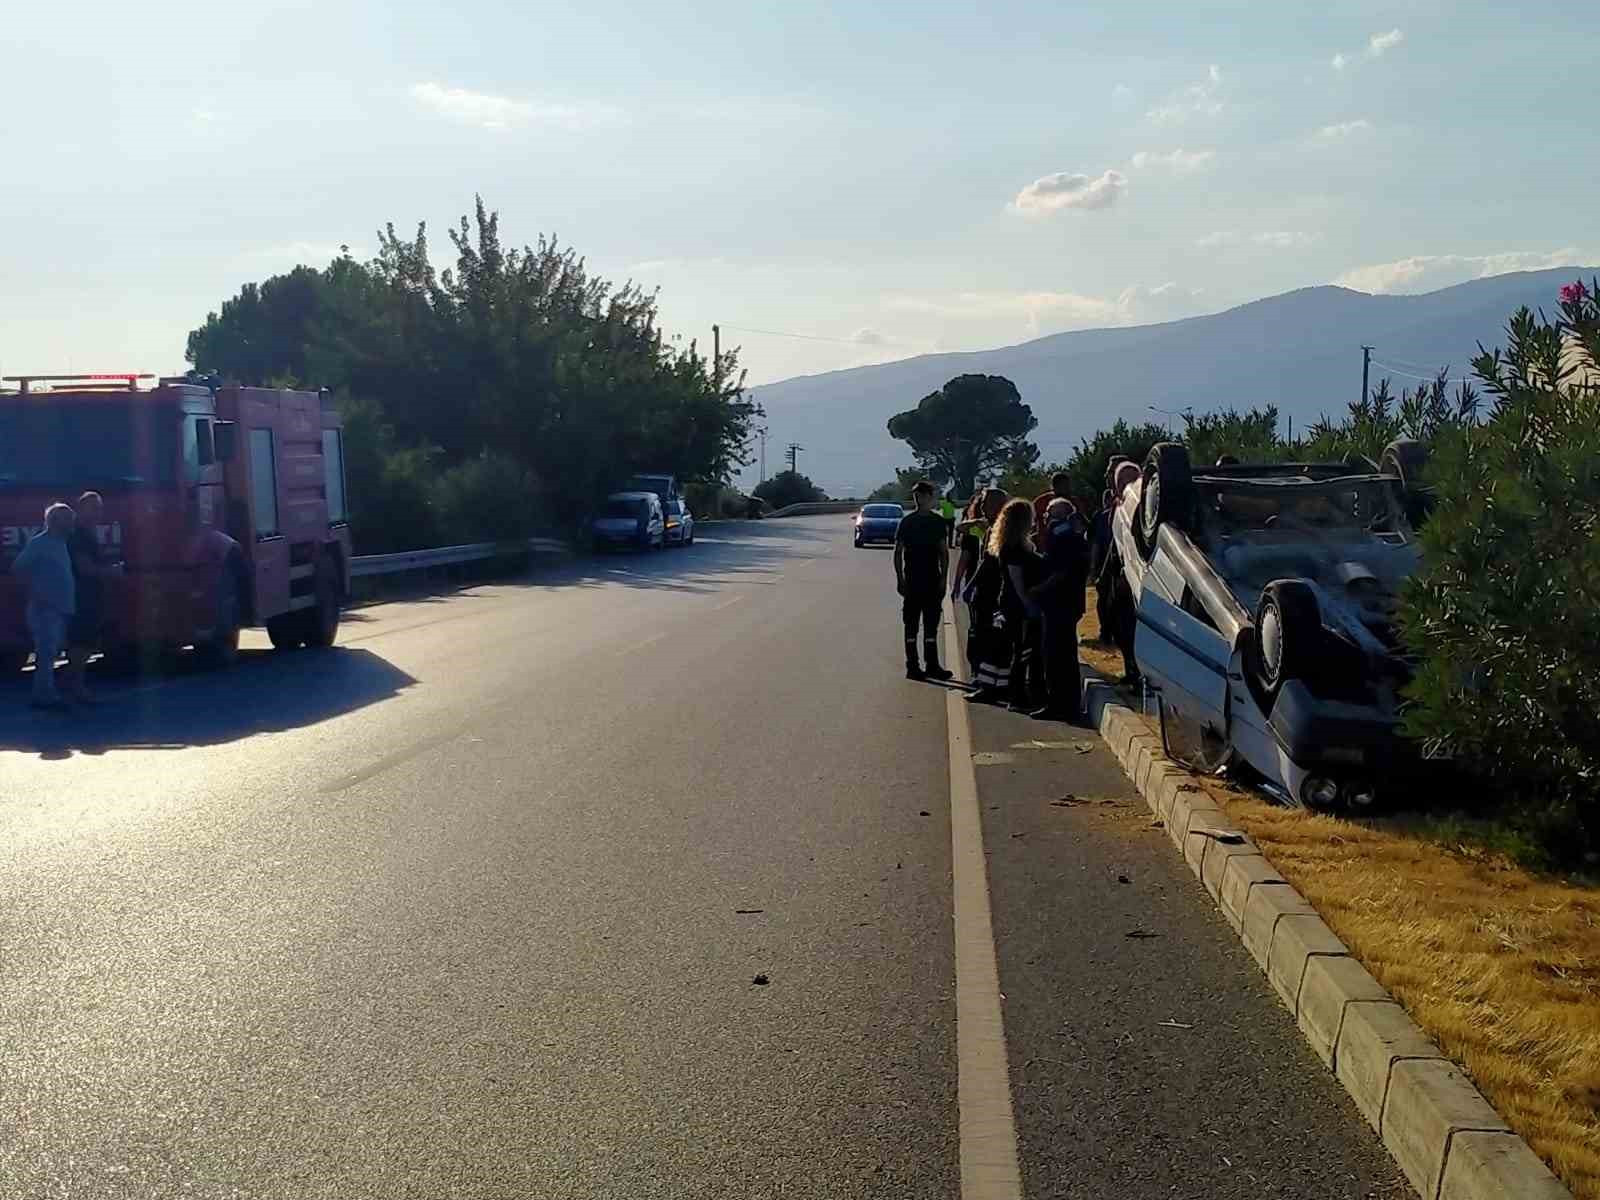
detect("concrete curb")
[1084,685,1574,1200]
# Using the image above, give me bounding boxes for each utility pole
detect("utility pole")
[785,442,803,474]
[712,324,721,394]
[1361,344,1374,404]
[759,427,768,483]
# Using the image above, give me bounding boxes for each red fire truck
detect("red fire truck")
[0,373,352,672]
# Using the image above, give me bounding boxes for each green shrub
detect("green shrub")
[432,452,541,544]
[1400,281,1600,861]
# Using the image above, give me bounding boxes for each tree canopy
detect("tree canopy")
[753,469,826,509]
[186,198,758,549]
[886,374,1037,498]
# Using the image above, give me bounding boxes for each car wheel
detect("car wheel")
[1248,579,1320,707]
[302,555,342,648]
[1134,442,1194,560]
[267,615,304,650]
[195,564,243,669]
[1381,437,1434,526]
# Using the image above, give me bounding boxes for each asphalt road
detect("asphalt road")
[0,516,1406,1199]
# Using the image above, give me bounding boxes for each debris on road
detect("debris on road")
[735,909,764,915]
[752,974,770,986]
[918,810,930,816]
[1117,874,1131,884]
[1125,929,1160,940]
[1158,1020,1194,1030]
[1050,795,1081,807]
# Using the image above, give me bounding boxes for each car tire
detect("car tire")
[1134,442,1194,560]
[194,563,244,669]
[1381,437,1434,526]
[302,555,342,648]
[267,615,304,650]
[1248,579,1320,707]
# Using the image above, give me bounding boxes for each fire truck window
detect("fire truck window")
[250,429,280,538]
[195,419,216,467]
[322,429,348,523]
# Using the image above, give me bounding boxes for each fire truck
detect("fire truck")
[0,373,352,673]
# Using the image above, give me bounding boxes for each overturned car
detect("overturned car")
[1112,441,1431,811]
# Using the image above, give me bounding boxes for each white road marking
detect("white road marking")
[629,632,669,653]
[943,611,1024,1199]
[712,594,745,612]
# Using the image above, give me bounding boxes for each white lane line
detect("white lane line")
[629,632,669,653]
[712,593,745,612]
[943,611,1024,1199]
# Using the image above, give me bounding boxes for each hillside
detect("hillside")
[742,267,1597,497]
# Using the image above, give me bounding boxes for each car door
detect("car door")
[1133,546,1233,737]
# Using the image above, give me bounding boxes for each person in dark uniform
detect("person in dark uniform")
[1028,498,1090,722]
[894,480,951,680]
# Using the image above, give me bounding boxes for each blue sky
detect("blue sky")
[3,0,1596,386]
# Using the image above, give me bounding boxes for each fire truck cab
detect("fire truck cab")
[0,373,352,672]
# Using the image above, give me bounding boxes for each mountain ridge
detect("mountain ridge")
[741,267,1597,496]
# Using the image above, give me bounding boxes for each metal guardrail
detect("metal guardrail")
[763,501,863,518]
[350,537,569,578]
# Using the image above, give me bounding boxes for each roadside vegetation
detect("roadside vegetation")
[1066,283,1600,1197]
[186,198,759,553]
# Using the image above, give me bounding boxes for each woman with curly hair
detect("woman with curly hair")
[990,498,1046,710]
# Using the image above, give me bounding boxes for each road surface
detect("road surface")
[0,516,1406,1199]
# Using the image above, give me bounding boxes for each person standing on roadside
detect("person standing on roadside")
[1097,460,1143,685]
[1088,489,1116,643]
[894,481,952,681]
[939,493,959,548]
[1026,498,1090,722]
[62,491,118,704]
[1031,471,1074,556]
[991,498,1045,710]
[12,503,77,711]
[962,488,1011,702]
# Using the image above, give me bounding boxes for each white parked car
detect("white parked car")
[1113,441,1430,811]
[593,491,665,551]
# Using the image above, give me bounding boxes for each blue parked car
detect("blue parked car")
[1114,441,1430,812]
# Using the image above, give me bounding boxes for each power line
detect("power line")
[1370,359,1474,385]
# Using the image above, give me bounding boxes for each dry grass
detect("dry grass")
[1196,763,1600,1198]
[1079,585,1600,1193]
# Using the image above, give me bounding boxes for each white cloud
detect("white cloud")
[409,82,620,130]
[1330,28,1404,71]
[1147,65,1225,124]
[1198,231,1320,249]
[1369,28,1404,56]
[1010,169,1127,215]
[851,328,887,345]
[1253,231,1320,248]
[1336,249,1591,294]
[1315,119,1371,139]
[889,281,1205,334]
[1131,148,1215,173]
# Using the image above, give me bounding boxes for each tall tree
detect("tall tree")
[885,374,1037,498]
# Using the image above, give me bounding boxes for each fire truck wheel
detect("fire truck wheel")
[196,571,243,669]
[267,615,305,651]
[303,557,341,648]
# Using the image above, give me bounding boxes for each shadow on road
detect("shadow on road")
[0,646,416,757]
